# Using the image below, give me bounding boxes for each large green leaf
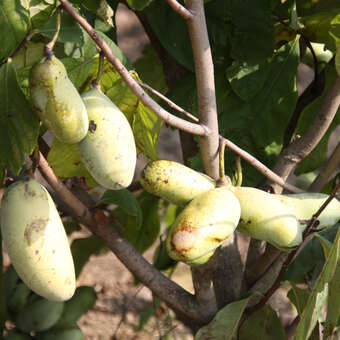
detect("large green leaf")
[195,296,251,340]
[239,306,286,340]
[28,0,56,29]
[0,0,30,61]
[294,226,340,340]
[285,223,339,281]
[0,61,39,175]
[226,0,274,64]
[287,284,310,315]
[47,138,98,188]
[100,189,142,228]
[112,191,160,254]
[336,45,340,76]
[127,0,153,11]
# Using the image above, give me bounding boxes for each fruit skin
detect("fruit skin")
[29,55,88,143]
[4,329,33,339]
[0,179,76,301]
[278,193,340,228]
[16,297,64,333]
[140,160,215,206]
[231,186,302,250]
[36,326,83,340]
[166,187,241,265]
[78,88,136,190]
[7,282,31,314]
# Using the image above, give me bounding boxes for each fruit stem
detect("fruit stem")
[218,138,226,182]
[93,51,105,89]
[45,6,62,55]
[234,156,242,187]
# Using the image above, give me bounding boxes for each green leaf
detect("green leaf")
[0,0,29,61]
[0,61,39,175]
[323,261,340,338]
[336,45,340,76]
[113,191,160,254]
[195,296,251,340]
[47,138,98,188]
[294,226,340,340]
[41,10,84,44]
[226,60,271,101]
[239,306,286,340]
[287,284,310,315]
[100,189,142,228]
[227,0,274,64]
[153,241,177,272]
[11,42,45,71]
[126,0,153,11]
[285,223,339,281]
[133,102,162,160]
[28,0,56,29]
[314,234,333,258]
[71,236,107,277]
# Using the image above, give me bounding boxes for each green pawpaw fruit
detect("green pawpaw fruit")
[0,179,76,301]
[29,55,88,143]
[8,282,31,313]
[16,298,64,333]
[166,187,241,265]
[4,265,20,302]
[231,186,302,250]
[4,329,33,339]
[36,325,83,340]
[54,286,96,329]
[78,88,136,190]
[278,193,340,228]
[140,160,215,206]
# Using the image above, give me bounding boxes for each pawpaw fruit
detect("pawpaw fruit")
[29,55,88,143]
[140,160,215,206]
[4,265,20,302]
[166,187,241,265]
[7,282,31,314]
[278,193,340,228]
[16,297,64,333]
[54,286,96,329]
[4,329,33,339]
[78,88,136,190]
[36,325,83,340]
[231,186,302,250]
[0,179,76,301]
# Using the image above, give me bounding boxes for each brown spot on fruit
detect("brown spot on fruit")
[24,219,48,246]
[89,120,97,133]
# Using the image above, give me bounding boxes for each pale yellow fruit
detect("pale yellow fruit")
[78,88,136,190]
[29,55,88,143]
[278,193,340,228]
[0,179,76,301]
[231,186,302,250]
[166,187,241,265]
[140,160,215,206]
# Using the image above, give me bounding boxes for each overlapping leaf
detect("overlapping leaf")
[0,61,39,176]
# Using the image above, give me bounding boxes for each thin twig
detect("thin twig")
[59,0,207,136]
[166,0,193,20]
[186,0,219,180]
[36,152,213,325]
[309,142,340,192]
[268,74,340,193]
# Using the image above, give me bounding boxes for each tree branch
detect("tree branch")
[166,0,193,20]
[59,0,207,136]
[37,152,214,325]
[186,0,220,180]
[308,141,340,192]
[268,74,340,193]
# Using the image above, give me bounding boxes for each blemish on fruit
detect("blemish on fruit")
[24,218,48,246]
[89,120,97,133]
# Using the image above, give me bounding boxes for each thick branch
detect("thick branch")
[268,74,340,193]
[37,153,213,325]
[309,142,340,192]
[186,0,219,180]
[166,0,193,20]
[59,0,206,136]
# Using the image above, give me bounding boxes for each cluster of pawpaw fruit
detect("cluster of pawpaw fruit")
[140,160,340,265]
[0,53,137,309]
[3,264,96,339]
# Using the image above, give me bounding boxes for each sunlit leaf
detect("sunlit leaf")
[287,284,310,315]
[28,0,56,29]
[195,296,251,340]
[0,61,39,176]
